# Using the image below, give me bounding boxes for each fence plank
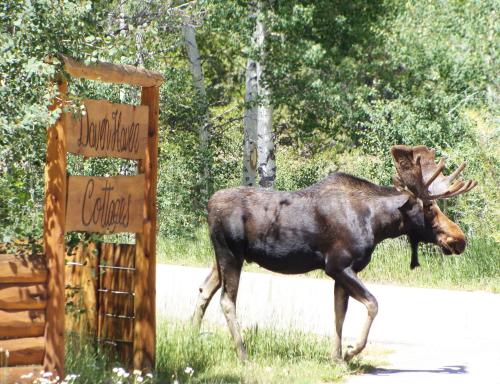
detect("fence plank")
[99,291,134,317]
[98,316,134,342]
[65,242,99,336]
[43,81,67,377]
[0,337,45,366]
[134,85,159,371]
[100,243,135,268]
[0,365,44,384]
[0,310,45,338]
[0,284,47,310]
[0,254,47,284]
[99,268,134,292]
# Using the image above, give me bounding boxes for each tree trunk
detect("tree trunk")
[182,22,211,200]
[242,57,258,186]
[255,3,275,189]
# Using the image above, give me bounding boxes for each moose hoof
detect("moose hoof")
[344,345,357,362]
[330,352,344,364]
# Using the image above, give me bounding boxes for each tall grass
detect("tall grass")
[62,320,376,384]
[362,237,499,292]
[156,318,374,383]
[64,333,117,383]
[157,226,213,266]
[157,225,499,292]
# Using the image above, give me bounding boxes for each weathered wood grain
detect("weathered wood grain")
[98,316,134,343]
[99,289,134,318]
[65,242,99,336]
[0,284,47,310]
[0,254,47,284]
[61,54,164,87]
[0,337,45,366]
[63,99,148,160]
[134,86,159,371]
[65,175,145,234]
[43,80,67,377]
[0,309,45,338]
[100,243,135,268]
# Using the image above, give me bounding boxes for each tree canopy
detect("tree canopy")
[0,0,498,242]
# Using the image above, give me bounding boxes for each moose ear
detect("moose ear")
[387,193,410,210]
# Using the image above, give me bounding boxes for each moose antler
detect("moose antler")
[391,145,477,200]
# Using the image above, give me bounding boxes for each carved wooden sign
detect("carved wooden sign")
[64,99,149,160]
[65,175,145,233]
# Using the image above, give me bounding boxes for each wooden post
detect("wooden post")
[43,81,67,377]
[133,86,159,371]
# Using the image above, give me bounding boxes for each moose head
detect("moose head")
[391,145,477,268]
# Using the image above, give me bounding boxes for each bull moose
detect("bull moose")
[192,145,476,361]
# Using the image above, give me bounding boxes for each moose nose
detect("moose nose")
[446,237,466,254]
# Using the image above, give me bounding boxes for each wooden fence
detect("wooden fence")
[0,55,163,383]
[66,242,137,364]
[0,246,46,383]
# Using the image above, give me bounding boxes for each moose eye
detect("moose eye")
[423,203,433,212]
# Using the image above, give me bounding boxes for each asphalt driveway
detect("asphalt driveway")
[156,264,500,384]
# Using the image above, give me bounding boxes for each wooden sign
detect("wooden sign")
[65,175,145,233]
[64,99,149,160]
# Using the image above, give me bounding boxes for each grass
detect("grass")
[362,237,500,292]
[157,225,500,293]
[156,318,378,383]
[61,320,379,384]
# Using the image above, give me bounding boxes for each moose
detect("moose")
[192,145,476,361]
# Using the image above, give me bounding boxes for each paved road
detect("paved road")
[156,264,500,383]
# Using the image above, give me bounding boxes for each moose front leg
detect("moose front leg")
[329,266,378,361]
[332,281,349,361]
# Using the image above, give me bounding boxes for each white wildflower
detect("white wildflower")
[137,377,144,383]
[184,366,194,375]
[146,373,153,378]
[115,367,127,377]
[133,369,142,375]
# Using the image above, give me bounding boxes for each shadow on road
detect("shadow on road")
[369,365,467,376]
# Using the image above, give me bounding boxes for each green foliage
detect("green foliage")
[0,0,108,239]
[0,0,498,259]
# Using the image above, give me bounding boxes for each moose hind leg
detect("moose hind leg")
[219,258,247,361]
[192,264,221,329]
[332,281,349,361]
[328,266,378,361]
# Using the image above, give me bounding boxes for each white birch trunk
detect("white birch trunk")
[255,4,276,189]
[242,58,258,186]
[183,23,211,197]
